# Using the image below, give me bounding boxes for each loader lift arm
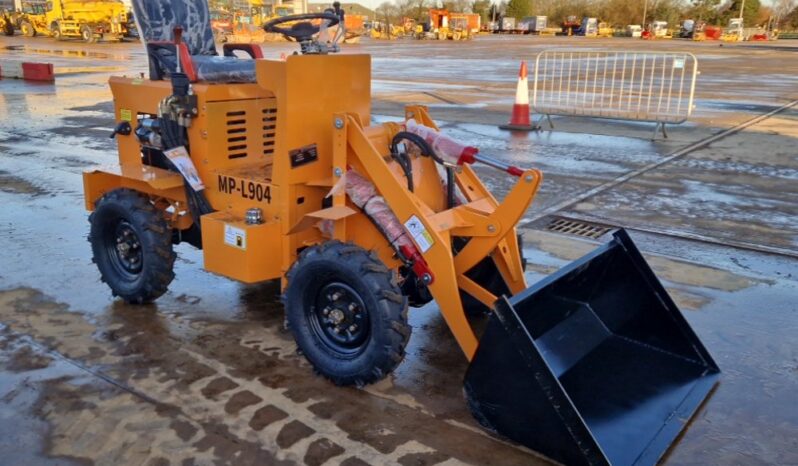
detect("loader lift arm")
[345,106,541,359]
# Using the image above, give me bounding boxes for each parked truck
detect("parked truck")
[578,17,598,36]
[16,0,127,42]
[626,24,642,37]
[721,18,762,41]
[518,15,546,34]
[500,16,515,33]
[643,20,671,39]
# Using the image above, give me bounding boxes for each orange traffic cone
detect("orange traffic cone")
[500,61,538,131]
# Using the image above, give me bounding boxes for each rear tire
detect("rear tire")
[285,241,410,386]
[81,25,95,43]
[89,189,175,304]
[21,22,35,37]
[51,23,62,41]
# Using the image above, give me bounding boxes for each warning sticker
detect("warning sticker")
[404,215,434,253]
[120,109,132,122]
[224,224,247,250]
[164,146,205,191]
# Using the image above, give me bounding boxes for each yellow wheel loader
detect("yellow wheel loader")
[597,21,614,38]
[0,8,14,36]
[83,1,720,464]
[16,0,127,42]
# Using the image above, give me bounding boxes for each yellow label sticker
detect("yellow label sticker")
[404,215,434,253]
[120,109,132,122]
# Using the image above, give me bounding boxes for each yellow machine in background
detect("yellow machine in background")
[647,20,673,39]
[597,21,613,37]
[369,20,401,39]
[722,18,745,42]
[84,2,721,465]
[16,0,127,42]
[0,8,14,35]
[429,9,470,40]
[219,2,299,42]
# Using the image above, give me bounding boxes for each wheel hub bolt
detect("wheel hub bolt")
[330,309,345,324]
[348,324,357,332]
[348,303,357,312]
[322,307,330,316]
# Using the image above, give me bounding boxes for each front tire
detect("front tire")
[89,189,175,304]
[285,242,410,386]
[21,22,35,37]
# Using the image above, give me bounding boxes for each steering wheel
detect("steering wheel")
[263,13,340,43]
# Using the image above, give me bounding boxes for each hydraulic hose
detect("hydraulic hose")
[390,131,440,193]
[390,131,456,206]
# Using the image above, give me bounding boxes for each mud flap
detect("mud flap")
[463,229,719,466]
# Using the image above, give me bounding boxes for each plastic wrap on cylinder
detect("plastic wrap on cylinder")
[406,119,475,165]
[363,197,414,250]
[344,170,377,208]
[320,169,415,252]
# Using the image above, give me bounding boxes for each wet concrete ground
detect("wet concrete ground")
[0,35,797,464]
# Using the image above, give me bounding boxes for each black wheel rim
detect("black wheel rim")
[105,220,143,279]
[309,282,370,356]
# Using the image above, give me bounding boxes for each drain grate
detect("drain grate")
[546,217,613,239]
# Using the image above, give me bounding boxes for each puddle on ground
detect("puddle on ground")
[0,287,543,465]
[0,170,50,196]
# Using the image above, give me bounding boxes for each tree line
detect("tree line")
[376,0,798,29]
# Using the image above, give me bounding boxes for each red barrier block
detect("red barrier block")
[21,63,55,82]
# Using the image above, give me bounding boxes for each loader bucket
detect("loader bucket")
[464,229,719,466]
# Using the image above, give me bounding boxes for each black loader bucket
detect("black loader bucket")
[464,229,719,466]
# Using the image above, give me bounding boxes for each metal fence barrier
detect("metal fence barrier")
[532,50,699,138]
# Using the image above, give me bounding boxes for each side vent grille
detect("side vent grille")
[226,110,248,159]
[262,107,277,155]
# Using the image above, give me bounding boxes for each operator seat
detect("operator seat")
[131,0,260,83]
